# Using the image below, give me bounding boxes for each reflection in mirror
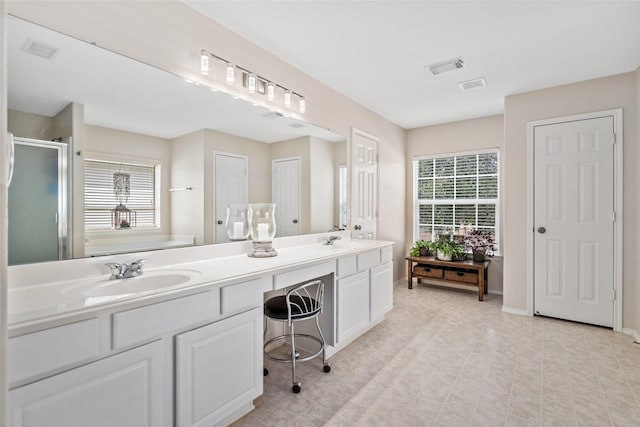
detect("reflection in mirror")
[7,15,347,265]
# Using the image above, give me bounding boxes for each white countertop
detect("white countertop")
[8,237,393,333]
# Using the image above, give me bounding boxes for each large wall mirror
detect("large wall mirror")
[7,15,348,266]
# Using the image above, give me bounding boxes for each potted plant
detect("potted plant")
[435,240,466,261]
[409,240,435,257]
[464,229,496,262]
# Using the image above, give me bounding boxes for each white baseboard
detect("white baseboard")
[622,327,640,343]
[502,306,529,316]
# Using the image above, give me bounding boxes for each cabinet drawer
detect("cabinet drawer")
[337,256,357,277]
[113,291,219,349]
[273,261,333,290]
[380,246,393,264]
[221,277,270,316]
[414,266,443,279]
[444,270,478,284]
[357,250,380,272]
[9,319,104,386]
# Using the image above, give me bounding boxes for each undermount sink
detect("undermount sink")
[64,270,200,298]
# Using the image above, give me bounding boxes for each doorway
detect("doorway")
[528,110,622,329]
[214,152,248,243]
[350,129,378,239]
[8,137,70,265]
[272,157,300,237]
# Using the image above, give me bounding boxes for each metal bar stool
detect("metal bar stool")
[263,279,331,393]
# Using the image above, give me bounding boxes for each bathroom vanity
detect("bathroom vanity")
[6,235,394,427]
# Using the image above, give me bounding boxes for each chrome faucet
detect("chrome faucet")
[106,259,146,279]
[322,235,342,246]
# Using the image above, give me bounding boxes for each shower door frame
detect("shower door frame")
[11,137,72,261]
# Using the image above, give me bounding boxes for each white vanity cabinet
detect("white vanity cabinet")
[370,262,394,322]
[336,270,370,343]
[176,307,262,427]
[9,340,166,427]
[335,246,394,346]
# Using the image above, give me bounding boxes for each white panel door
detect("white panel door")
[272,158,300,237]
[176,307,262,427]
[215,153,248,243]
[351,131,377,239]
[9,340,166,427]
[534,116,614,327]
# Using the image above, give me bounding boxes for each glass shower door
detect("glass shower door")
[8,138,69,265]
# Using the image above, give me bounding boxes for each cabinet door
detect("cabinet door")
[9,340,166,427]
[370,262,394,321]
[337,271,370,343]
[176,307,262,427]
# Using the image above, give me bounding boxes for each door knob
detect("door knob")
[292,219,298,224]
[217,220,223,225]
[537,227,546,233]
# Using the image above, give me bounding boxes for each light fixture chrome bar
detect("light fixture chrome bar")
[200,49,306,112]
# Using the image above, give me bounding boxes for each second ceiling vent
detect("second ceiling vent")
[426,57,464,76]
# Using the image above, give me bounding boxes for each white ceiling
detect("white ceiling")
[183,1,640,129]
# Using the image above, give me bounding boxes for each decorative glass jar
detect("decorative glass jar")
[225,204,250,241]
[248,203,277,257]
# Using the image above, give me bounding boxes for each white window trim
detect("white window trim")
[413,148,501,254]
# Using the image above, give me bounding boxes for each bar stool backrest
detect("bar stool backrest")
[286,279,324,325]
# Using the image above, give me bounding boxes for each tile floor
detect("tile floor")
[232,280,640,427]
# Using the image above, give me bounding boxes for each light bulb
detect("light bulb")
[248,73,257,93]
[226,63,235,85]
[200,51,209,75]
[267,82,275,101]
[299,97,306,114]
[284,90,291,107]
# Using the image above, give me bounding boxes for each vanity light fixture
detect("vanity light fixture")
[200,50,209,75]
[226,63,235,85]
[284,90,291,107]
[248,73,257,93]
[267,82,275,101]
[199,49,306,113]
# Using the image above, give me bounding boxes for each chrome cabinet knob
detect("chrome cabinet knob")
[537,227,546,233]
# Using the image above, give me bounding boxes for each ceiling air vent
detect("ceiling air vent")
[21,38,59,60]
[458,77,487,92]
[426,57,464,76]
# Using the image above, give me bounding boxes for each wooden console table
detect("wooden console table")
[406,256,490,301]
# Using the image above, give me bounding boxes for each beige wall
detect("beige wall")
[309,137,335,233]
[503,73,637,329]
[8,110,53,140]
[170,130,205,244]
[270,137,311,234]
[8,0,407,279]
[85,124,172,243]
[406,114,505,293]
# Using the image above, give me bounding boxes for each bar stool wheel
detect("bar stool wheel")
[323,364,331,373]
[263,367,269,376]
[292,383,301,393]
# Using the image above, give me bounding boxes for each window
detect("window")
[85,159,160,230]
[413,150,499,251]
